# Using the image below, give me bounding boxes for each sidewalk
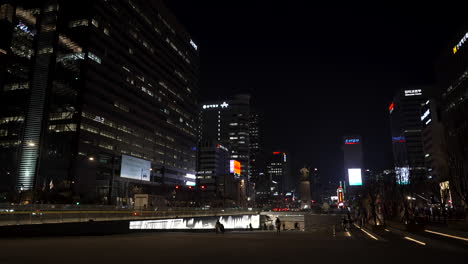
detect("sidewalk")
[386,219,468,238]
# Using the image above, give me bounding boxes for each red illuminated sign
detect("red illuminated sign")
[389,102,394,113]
[272,152,280,154]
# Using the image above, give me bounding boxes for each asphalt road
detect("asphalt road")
[0,227,466,264]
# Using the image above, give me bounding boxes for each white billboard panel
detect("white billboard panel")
[129,215,260,230]
[120,155,151,181]
[348,168,363,186]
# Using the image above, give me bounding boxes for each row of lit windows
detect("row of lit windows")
[4,82,29,91]
[81,112,193,160]
[0,116,24,124]
[49,123,76,133]
[49,111,73,121]
[0,140,20,148]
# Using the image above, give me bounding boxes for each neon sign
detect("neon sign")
[453,32,468,54]
[344,138,360,144]
[389,102,394,114]
[272,152,280,154]
[392,137,405,143]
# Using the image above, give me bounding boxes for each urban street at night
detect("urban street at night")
[0,0,468,263]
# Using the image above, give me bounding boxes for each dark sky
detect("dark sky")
[165,1,468,183]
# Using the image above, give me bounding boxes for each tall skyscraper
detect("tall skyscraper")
[434,26,468,204]
[420,99,447,181]
[249,112,261,182]
[343,135,363,189]
[199,94,251,178]
[266,151,289,195]
[389,87,427,184]
[0,0,199,203]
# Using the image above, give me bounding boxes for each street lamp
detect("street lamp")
[88,157,94,161]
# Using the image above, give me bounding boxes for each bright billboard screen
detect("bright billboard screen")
[120,155,151,181]
[129,215,260,230]
[348,168,362,186]
[395,166,409,184]
[230,160,241,175]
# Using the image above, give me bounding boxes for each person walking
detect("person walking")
[275,217,281,235]
[215,219,221,234]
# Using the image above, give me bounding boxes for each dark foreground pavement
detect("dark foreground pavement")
[0,229,466,264]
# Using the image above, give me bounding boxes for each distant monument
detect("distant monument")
[299,167,311,209]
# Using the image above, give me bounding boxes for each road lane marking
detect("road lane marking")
[404,236,426,246]
[354,224,378,240]
[424,229,468,242]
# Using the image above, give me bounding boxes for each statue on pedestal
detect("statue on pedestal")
[300,167,309,181]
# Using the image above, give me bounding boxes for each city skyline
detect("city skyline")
[165,0,468,182]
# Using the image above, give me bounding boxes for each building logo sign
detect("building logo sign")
[344,138,360,145]
[216,144,228,151]
[202,101,229,109]
[404,89,422,96]
[389,102,394,114]
[392,136,406,143]
[453,32,468,54]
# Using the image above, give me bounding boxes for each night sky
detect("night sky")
[165,1,468,184]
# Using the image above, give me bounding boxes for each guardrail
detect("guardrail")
[0,205,259,226]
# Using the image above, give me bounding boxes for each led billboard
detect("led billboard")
[120,155,151,181]
[129,214,260,230]
[230,160,241,175]
[395,166,409,184]
[348,168,363,186]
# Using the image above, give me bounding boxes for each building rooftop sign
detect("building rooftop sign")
[453,32,468,54]
[389,102,394,114]
[202,101,229,109]
[404,89,422,96]
[344,138,360,145]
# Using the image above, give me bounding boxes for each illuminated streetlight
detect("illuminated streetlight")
[88,157,95,161]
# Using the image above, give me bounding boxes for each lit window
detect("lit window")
[69,19,88,28]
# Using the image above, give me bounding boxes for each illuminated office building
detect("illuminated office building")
[434,26,468,200]
[249,112,261,182]
[0,0,199,203]
[266,151,289,195]
[199,94,251,179]
[389,87,427,184]
[420,99,447,181]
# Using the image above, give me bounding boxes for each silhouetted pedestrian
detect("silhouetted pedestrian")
[275,217,281,235]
